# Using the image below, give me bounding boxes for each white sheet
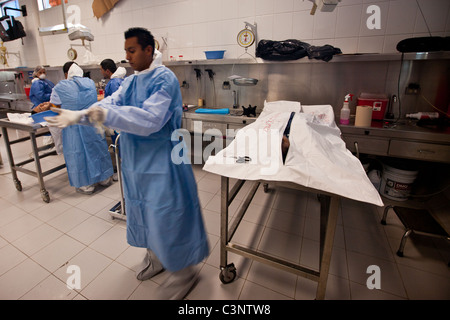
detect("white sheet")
[203,102,383,206]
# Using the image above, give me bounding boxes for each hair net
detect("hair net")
[32,65,44,78]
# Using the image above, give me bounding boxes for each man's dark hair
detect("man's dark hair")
[125,27,155,55]
[63,61,77,74]
[100,59,117,73]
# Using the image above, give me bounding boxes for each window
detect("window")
[37,0,68,11]
[0,0,20,18]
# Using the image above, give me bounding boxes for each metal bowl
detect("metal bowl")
[233,78,258,86]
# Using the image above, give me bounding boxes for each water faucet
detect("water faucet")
[232,90,239,109]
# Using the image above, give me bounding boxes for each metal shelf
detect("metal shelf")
[164,51,450,67]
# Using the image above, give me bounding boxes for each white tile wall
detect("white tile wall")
[4,0,450,67]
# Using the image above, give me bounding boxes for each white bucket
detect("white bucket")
[380,163,418,201]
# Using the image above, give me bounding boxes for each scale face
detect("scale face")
[67,48,78,60]
[237,28,255,48]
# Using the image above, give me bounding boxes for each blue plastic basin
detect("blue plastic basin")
[204,50,226,59]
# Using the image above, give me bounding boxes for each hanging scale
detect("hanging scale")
[237,26,255,50]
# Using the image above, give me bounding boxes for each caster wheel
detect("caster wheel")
[263,183,269,193]
[14,180,22,191]
[219,263,237,284]
[41,191,50,203]
[397,251,404,257]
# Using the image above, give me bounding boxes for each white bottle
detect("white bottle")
[340,94,353,125]
[406,112,439,120]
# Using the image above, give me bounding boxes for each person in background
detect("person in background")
[99,59,127,180]
[100,59,127,98]
[45,28,209,300]
[49,61,114,195]
[29,65,63,154]
[29,66,55,113]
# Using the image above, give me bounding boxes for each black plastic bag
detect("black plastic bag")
[256,39,310,61]
[307,45,342,62]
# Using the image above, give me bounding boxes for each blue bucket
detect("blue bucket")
[204,50,226,59]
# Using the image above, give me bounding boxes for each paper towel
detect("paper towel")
[355,105,372,127]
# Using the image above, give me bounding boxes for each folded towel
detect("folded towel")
[195,108,229,114]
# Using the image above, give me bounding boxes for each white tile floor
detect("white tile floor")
[0,128,449,300]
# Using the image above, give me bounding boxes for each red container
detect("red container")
[357,97,389,120]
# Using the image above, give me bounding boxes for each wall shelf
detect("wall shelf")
[7,52,450,72]
[164,51,450,67]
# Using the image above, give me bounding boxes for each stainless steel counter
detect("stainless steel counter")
[182,107,258,126]
[183,109,450,163]
[182,107,258,138]
[0,93,28,101]
[339,120,450,143]
[339,120,450,163]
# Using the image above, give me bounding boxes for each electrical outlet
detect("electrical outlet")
[405,83,420,95]
[222,81,231,90]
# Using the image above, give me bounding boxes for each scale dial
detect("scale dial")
[237,28,255,48]
[67,48,78,60]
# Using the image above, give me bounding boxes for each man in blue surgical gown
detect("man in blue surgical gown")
[46,28,209,300]
[100,58,127,98]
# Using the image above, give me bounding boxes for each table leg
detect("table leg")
[316,195,340,300]
[29,132,50,203]
[1,127,22,191]
[220,176,229,269]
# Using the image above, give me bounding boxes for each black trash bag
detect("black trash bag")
[307,45,342,62]
[256,39,310,61]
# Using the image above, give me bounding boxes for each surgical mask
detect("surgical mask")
[39,74,46,80]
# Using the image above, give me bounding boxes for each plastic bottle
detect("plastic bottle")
[406,112,439,120]
[340,94,353,125]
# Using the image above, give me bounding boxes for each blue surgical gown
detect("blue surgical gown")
[29,79,55,109]
[104,78,123,98]
[93,66,209,272]
[53,77,113,188]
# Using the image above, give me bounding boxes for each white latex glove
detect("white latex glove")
[86,105,108,123]
[86,105,109,135]
[44,107,87,128]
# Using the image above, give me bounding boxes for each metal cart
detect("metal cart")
[0,118,66,203]
[109,134,126,220]
[382,205,450,266]
[218,177,340,300]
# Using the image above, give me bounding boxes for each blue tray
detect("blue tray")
[31,110,58,123]
[195,108,229,114]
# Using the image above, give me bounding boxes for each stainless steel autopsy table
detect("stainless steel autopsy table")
[0,118,66,203]
[219,177,340,300]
